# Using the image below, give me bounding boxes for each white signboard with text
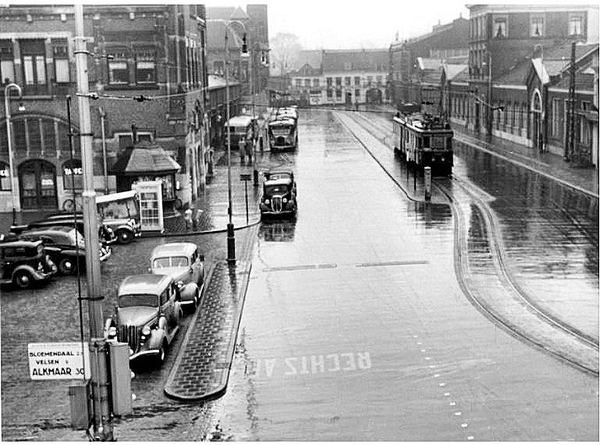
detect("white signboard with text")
[28,342,91,380]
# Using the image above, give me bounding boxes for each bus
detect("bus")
[224,115,254,150]
[392,103,453,176]
[267,107,298,151]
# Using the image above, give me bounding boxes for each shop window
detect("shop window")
[62,159,83,190]
[0,161,10,191]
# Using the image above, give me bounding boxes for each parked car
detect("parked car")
[0,236,58,289]
[260,171,298,218]
[18,226,111,275]
[10,213,117,245]
[149,242,205,312]
[263,170,297,196]
[104,274,183,366]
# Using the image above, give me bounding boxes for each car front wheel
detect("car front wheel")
[13,270,33,289]
[156,341,167,367]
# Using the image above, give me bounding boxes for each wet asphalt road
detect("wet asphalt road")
[212,109,598,441]
[1,108,597,441]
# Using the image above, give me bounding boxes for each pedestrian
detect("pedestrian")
[184,208,193,230]
[239,136,246,163]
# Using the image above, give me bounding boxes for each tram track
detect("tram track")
[336,109,599,375]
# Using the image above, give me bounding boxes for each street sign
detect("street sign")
[240,173,252,181]
[28,342,91,380]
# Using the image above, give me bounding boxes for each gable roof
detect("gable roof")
[495,42,599,86]
[322,49,388,72]
[206,19,244,50]
[206,6,249,21]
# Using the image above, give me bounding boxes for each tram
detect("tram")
[267,107,298,151]
[392,103,453,175]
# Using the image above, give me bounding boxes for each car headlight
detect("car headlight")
[265,199,270,205]
[108,326,117,338]
[142,326,151,336]
[176,280,184,289]
[283,198,288,203]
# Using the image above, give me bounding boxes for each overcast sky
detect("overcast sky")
[204,0,470,50]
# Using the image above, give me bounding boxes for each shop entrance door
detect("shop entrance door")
[19,160,58,210]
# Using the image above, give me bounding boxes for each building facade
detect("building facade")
[287,49,390,107]
[389,17,469,107]
[390,4,599,169]
[205,5,270,97]
[0,4,211,215]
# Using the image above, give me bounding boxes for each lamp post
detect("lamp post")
[4,83,24,225]
[225,23,236,264]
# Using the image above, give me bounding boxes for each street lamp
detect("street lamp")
[4,83,25,225]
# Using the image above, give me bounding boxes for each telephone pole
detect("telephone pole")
[74,4,113,440]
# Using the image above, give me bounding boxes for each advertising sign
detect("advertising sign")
[28,342,91,380]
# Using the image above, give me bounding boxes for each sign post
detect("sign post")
[240,173,252,224]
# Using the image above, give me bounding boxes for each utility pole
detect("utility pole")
[486,51,493,136]
[74,4,113,440]
[565,41,576,162]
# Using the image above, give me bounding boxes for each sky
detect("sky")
[204,0,470,50]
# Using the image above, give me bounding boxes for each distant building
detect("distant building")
[0,5,210,214]
[206,5,270,95]
[287,49,389,107]
[389,16,469,107]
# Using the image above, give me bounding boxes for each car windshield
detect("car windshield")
[265,184,289,195]
[118,294,158,308]
[153,256,189,268]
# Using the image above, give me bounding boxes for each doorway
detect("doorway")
[19,160,58,210]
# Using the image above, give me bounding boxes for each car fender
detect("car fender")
[11,264,41,281]
[180,282,199,303]
[145,328,166,350]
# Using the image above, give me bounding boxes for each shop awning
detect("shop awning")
[110,140,181,175]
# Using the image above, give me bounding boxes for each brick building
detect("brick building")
[206,5,270,96]
[389,16,469,107]
[390,4,599,169]
[0,4,211,215]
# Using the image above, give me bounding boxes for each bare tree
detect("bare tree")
[270,32,302,75]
